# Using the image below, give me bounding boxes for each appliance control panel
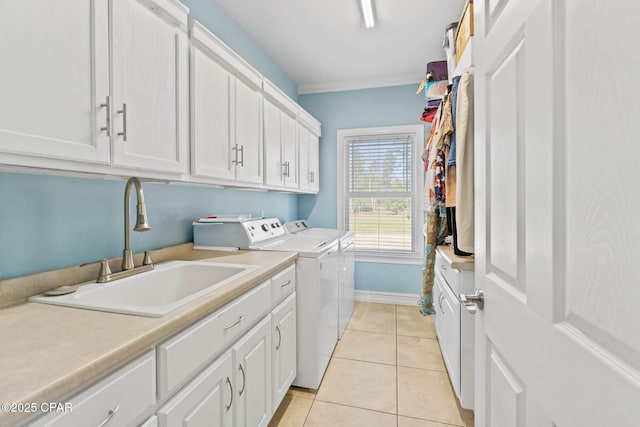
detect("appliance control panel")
[284,220,311,234]
[242,218,285,243]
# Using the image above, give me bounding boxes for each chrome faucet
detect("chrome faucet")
[122,177,153,271]
[81,177,154,283]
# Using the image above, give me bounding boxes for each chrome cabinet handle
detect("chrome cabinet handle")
[225,377,233,410]
[100,96,111,136]
[97,405,119,427]
[285,161,290,177]
[281,280,291,288]
[275,325,282,350]
[117,103,127,141]
[238,145,244,166]
[309,171,314,183]
[239,364,246,396]
[224,316,243,330]
[438,293,445,312]
[460,289,485,314]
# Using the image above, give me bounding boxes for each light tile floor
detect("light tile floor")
[269,302,474,427]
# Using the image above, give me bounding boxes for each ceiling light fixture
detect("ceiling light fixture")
[359,0,376,29]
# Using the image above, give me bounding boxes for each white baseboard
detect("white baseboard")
[354,290,421,306]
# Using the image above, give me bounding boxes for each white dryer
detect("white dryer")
[193,217,340,389]
[284,221,355,339]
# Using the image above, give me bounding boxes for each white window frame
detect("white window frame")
[337,124,425,265]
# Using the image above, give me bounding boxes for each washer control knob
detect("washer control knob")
[261,224,269,232]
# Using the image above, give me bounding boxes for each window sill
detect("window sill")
[355,253,424,266]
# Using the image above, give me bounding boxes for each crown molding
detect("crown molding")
[297,72,423,95]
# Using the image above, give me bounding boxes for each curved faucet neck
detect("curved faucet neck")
[123,177,149,270]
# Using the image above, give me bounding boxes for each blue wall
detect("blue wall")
[298,85,427,294]
[0,172,297,278]
[0,1,301,279]
[182,0,297,100]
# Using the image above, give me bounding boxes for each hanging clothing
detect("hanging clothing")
[420,210,447,316]
[448,75,462,166]
[455,68,475,253]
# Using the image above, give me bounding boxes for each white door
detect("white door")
[271,293,297,410]
[234,77,263,184]
[233,316,272,427]
[281,113,298,188]
[0,0,110,164]
[473,1,640,426]
[190,46,234,180]
[157,351,233,427]
[263,99,284,187]
[110,0,188,173]
[308,133,320,193]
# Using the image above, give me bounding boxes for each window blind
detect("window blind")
[344,133,415,253]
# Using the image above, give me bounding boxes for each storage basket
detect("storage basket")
[455,1,474,64]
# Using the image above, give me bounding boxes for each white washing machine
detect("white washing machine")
[193,217,340,389]
[284,221,355,339]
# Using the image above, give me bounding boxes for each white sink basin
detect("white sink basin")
[30,261,258,317]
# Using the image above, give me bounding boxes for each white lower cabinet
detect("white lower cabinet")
[271,293,297,410]
[158,351,233,427]
[233,317,272,427]
[26,266,296,427]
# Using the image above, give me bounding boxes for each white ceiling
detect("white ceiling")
[216,0,467,94]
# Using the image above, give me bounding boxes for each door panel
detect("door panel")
[263,100,283,187]
[111,0,187,173]
[271,294,297,409]
[487,38,524,287]
[233,316,271,427]
[191,48,234,180]
[487,346,524,427]
[234,79,263,184]
[475,0,640,426]
[0,0,109,164]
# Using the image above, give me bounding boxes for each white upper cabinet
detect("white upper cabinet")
[297,110,321,193]
[110,0,189,174]
[190,21,263,186]
[263,80,298,190]
[0,0,189,177]
[0,0,110,165]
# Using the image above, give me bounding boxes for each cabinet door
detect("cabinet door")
[434,271,461,399]
[110,0,188,174]
[158,351,233,427]
[281,113,298,189]
[0,0,109,164]
[190,46,234,180]
[298,126,311,191]
[271,293,297,411]
[308,133,320,193]
[234,78,263,184]
[233,316,272,427]
[263,99,284,187]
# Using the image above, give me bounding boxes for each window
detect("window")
[337,125,424,263]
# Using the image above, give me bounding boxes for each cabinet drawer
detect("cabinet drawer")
[271,265,296,304]
[31,350,156,427]
[435,251,459,293]
[157,280,271,400]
